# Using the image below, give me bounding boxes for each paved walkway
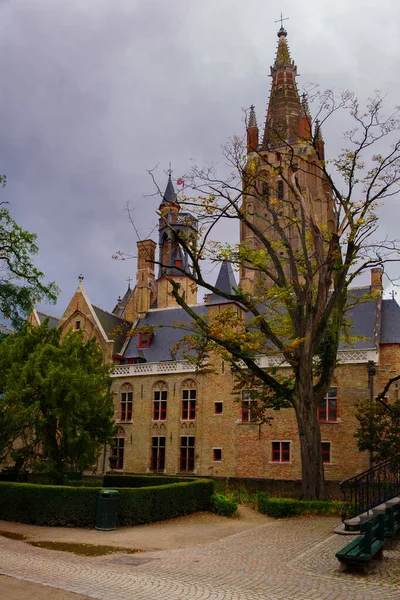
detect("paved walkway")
[1,516,400,599]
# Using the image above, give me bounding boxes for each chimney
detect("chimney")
[136,239,156,317]
[371,268,383,295]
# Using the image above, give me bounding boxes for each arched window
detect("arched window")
[153,381,168,420]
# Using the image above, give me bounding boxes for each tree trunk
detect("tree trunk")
[294,388,328,500]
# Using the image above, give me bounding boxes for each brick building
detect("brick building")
[31,26,400,485]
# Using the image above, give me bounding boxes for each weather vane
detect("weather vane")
[275,12,289,29]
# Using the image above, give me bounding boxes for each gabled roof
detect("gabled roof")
[380,298,400,343]
[35,311,59,329]
[113,286,134,317]
[92,305,132,354]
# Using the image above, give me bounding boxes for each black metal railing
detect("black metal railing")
[340,454,400,521]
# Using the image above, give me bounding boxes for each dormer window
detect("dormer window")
[138,332,151,348]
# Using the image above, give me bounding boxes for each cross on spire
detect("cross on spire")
[275,11,289,30]
[127,277,132,289]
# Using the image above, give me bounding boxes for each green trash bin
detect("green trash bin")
[95,489,120,531]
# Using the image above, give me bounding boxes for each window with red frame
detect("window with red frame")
[180,436,195,471]
[138,331,151,348]
[271,441,290,463]
[242,390,256,422]
[112,437,124,469]
[182,389,196,420]
[151,436,165,471]
[153,390,167,420]
[321,442,331,464]
[120,391,133,421]
[318,387,337,422]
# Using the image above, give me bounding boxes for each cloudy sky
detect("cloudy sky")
[1,0,400,318]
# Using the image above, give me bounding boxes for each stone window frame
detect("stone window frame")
[180,435,195,472]
[181,379,197,421]
[153,381,168,421]
[241,390,256,422]
[271,441,291,463]
[318,387,338,422]
[151,436,166,471]
[120,383,133,422]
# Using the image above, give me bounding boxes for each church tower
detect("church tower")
[240,25,335,295]
[156,173,198,308]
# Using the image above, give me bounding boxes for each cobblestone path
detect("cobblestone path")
[1,517,399,599]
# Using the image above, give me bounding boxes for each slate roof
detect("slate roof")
[339,287,379,350]
[160,173,178,208]
[380,298,400,343]
[123,285,383,363]
[36,311,59,329]
[123,305,207,362]
[209,262,238,305]
[92,305,132,354]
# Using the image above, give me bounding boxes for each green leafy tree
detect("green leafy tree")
[0,175,58,329]
[0,322,116,480]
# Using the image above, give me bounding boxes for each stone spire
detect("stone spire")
[262,26,302,148]
[247,105,259,152]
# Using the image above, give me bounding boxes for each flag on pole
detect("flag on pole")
[177,178,184,188]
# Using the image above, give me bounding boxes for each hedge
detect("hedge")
[210,494,238,517]
[256,493,342,518]
[103,474,192,488]
[0,479,214,527]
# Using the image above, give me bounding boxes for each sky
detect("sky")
[1,0,400,318]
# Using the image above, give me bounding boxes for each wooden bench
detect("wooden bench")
[336,512,385,565]
[384,504,400,537]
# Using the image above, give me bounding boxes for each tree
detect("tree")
[148,91,400,499]
[0,321,116,480]
[356,375,400,463]
[0,174,58,329]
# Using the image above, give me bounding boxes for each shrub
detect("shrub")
[67,479,103,487]
[257,495,342,518]
[210,493,238,517]
[103,474,191,488]
[0,479,213,527]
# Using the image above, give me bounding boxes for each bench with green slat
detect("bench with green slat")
[336,512,385,565]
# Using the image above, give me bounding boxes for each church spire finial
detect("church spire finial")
[275,12,289,37]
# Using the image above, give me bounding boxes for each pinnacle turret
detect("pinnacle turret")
[247,105,259,152]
